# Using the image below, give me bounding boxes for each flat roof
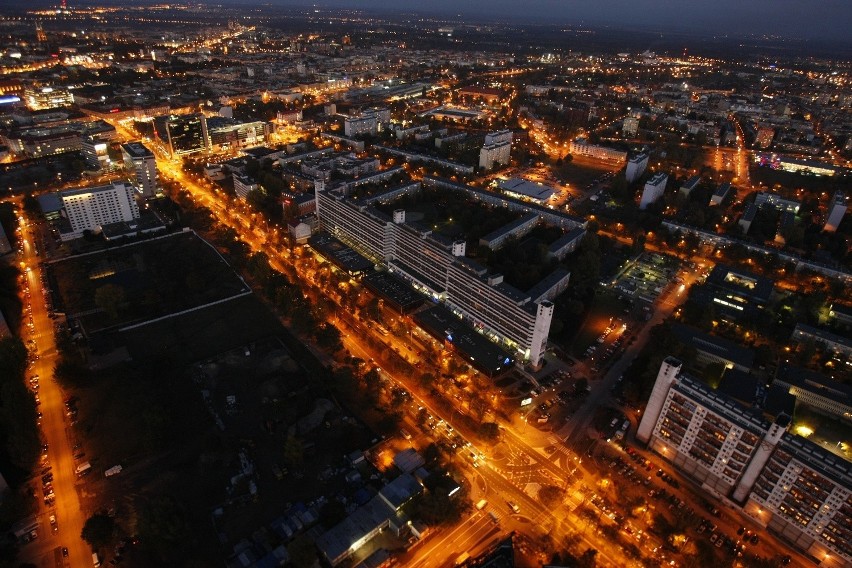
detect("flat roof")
[362,271,424,313]
[671,323,756,370]
[706,263,773,303]
[480,212,540,244]
[498,178,555,201]
[308,233,374,275]
[775,363,852,404]
[120,141,153,158]
[413,304,514,375]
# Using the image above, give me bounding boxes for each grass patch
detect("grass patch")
[50,231,248,333]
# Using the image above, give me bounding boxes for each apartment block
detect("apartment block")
[59,182,140,240]
[639,358,852,567]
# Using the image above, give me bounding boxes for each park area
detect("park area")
[49,230,249,333]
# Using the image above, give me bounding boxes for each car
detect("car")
[710,534,718,544]
[62,547,68,557]
[507,501,520,513]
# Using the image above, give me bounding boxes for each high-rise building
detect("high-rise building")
[81,137,111,171]
[638,358,852,567]
[479,142,511,170]
[756,126,775,149]
[824,190,847,233]
[59,182,140,240]
[623,116,639,137]
[121,142,158,198]
[626,153,648,183]
[639,172,667,209]
[163,114,208,157]
[343,107,391,137]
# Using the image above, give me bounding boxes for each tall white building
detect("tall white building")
[824,190,847,233]
[639,358,852,567]
[484,130,513,146]
[639,172,668,209]
[344,107,391,137]
[626,153,648,183]
[121,142,158,198]
[479,142,511,169]
[59,182,140,240]
[82,136,111,171]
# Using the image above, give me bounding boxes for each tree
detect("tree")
[538,485,565,508]
[282,434,304,466]
[137,495,190,555]
[287,535,317,568]
[478,422,500,443]
[95,283,126,319]
[81,513,115,549]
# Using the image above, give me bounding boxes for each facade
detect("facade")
[343,107,390,137]
[639,172,668,209]
[478,212,539,251]
[82,136,111,171]
[164,114,208,157]
[568,138,627,162]
[623,116,639,137]
[639,358,852,567]
[479,141,511,169]
[59,182,140,240]
[24,87,74,110]
[315,182,559,366]
[774,365,852,423]
[679,175,701,197]
[233,173,259,200]
[755,191,800,214]
[791,323,852,359]
[626,152,648,183]
[205,117,268,151]
[710,182,733,206]
[484,130,513,146]
[756,126,775,149]
[823,190,847,233]
[120,142,158,198]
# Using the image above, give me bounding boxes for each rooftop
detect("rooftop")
[120,141,154,159]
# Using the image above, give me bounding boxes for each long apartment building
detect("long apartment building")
[314,182,557,366]
[638,358,852,567]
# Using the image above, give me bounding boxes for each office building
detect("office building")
[58,182,140,240]
[205,117,268,151]
[639,358,852,567]
[639,172,668,209]
[82,136,111,171]
[823,191,847,233]
[626,153,648,183]
[479,141,511,169]
[24,86,74,110]
[163,114,208,157]
[120,142,158,198]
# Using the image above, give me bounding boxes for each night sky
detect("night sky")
[263,0,851,42]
